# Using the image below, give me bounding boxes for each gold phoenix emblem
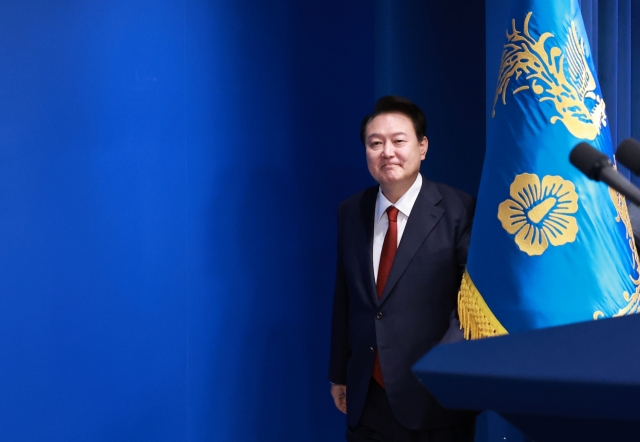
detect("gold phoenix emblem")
[498,174,579,256]
[492,12,607,140]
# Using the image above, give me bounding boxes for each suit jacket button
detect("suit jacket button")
[369,347,374,353]
[376,312,382,319]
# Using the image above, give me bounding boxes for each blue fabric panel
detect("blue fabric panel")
[582,0,640,183]
[618,0,632,145]
[581,0,599,67]
[631,2,640,140]
[599,0,619,149]
[631,2,640,185]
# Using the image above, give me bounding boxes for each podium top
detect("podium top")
[413,313,640,420]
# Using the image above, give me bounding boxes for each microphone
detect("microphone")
[569,142,640,206]
[616,138,640,176]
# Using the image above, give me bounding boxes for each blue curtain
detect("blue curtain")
[581,0,640,183]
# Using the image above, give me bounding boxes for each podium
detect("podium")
[413,314,640,441]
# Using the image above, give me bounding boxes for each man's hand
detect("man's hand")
[330,383,347,414]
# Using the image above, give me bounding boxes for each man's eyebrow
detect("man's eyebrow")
[366,131,408,140]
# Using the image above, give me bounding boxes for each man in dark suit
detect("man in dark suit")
[328,96,476,441]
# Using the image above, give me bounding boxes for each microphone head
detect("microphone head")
[616,138,640,176]
[569,142,611,181]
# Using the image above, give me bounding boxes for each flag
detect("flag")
[458,0,640,338]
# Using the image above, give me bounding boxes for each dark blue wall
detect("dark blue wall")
[0,1,373,440]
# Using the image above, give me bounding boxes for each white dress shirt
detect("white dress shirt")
[373,173,423,282]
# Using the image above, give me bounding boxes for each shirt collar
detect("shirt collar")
[375,173,423,221]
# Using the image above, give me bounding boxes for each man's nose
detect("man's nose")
[382,141,394,158]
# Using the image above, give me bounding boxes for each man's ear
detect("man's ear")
[420,136,429,160]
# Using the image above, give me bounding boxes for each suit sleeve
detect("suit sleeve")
[441,195,476,343]
[456,196,476,271]
[328,205,349,384]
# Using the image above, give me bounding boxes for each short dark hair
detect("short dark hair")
[359,96,427,145]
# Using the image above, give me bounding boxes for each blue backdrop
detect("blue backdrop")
[0,1,486,441]
[0,1,373,440]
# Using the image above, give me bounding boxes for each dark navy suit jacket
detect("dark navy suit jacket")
[328,178,475,430]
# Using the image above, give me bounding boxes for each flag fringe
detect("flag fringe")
[458,270,508,339]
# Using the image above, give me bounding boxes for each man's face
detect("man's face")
[364,112,428,190]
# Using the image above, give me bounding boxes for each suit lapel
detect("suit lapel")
[379,179,444,305]
[353,187,378,307]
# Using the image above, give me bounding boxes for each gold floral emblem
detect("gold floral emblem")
[498,173,579,256]
[492,12,607,140]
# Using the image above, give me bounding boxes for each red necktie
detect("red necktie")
[372,206,399,388]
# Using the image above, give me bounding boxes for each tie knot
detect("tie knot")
[386,206,399,222]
